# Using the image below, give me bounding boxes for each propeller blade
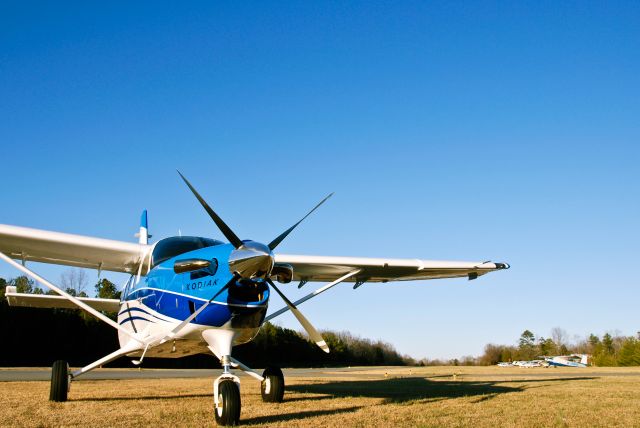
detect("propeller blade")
[268,193,334,251]
[266,278,329,353]
[177,171,244,248]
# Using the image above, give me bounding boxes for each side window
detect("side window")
[190,258,218,280]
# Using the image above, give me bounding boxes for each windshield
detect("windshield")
[152,236,224,267]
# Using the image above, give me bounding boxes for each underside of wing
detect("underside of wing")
[0,224,147,274]
[275,254,509,283]
[5,286,120,312]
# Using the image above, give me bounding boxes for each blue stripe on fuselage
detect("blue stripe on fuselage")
[123,243,269,329]
[119,315,155,325]
[118,306,168,321]
[125,287,267,328]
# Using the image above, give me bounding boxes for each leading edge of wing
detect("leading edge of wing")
[275,253,509,283]
[0,223,147,274]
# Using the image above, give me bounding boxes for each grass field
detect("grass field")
[1,366,640,427]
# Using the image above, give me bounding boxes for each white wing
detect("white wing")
[0,224,147,274]
[5,286,120,312]
[275,254,509,283]
[0,223,509,281]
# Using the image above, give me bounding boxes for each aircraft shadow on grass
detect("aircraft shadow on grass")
[285,376,598,405]
[241,406,364,425]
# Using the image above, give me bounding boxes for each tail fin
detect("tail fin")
[135,210,152,245]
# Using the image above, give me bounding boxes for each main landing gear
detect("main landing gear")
[47,343,143,404]
[49,360,70,402]
[260,366,284,403]
[46,353,285,426]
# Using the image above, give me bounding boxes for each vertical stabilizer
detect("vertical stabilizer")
[136,210,151,245]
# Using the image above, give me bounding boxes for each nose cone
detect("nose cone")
[228,242,274,279]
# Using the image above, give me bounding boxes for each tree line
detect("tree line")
[0,274,413,368]
[476,328,640,366]
[366,328,640,367]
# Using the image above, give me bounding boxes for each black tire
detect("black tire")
[214,379,241,426]
[261,366,284,403]
[49,360,69,402]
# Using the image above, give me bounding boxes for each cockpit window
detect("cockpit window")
[152,236,224,267]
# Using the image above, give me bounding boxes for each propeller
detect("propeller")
[177,171,243,248]
[268,192,333,250]
[267,278,329,353]
[177,171,332,353]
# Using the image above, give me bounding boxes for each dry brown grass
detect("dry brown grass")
[2,366,640,427]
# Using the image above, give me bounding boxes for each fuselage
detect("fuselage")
[117,236,270,358]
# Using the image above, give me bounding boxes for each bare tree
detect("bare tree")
[551,327,568,349]
[60,268,88,297]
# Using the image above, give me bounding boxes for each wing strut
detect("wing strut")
[71,341,142,378]
[0,251,143,344]
[264,269,362,322]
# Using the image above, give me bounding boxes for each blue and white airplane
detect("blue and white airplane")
[545,354,589,367]
[1,172,509,426]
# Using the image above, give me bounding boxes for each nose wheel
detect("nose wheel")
[261,366,285,403]
[214,378,241,426]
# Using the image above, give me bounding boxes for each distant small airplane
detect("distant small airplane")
[1,172,509,426]
[544,354,589,367]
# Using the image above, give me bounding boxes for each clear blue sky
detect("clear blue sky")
[1,1,638,359]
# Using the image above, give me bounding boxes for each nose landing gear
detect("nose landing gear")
[206,329,287,425]
[214,376,241,426]
[211,357,286,425]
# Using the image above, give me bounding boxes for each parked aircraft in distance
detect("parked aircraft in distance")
[501,355,590,368]
[1,172,509,426]
[545,354,589,367]
[508,360,547,368]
